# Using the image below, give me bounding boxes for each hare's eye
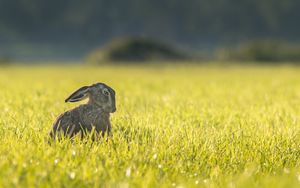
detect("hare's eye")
[102,89,110,96]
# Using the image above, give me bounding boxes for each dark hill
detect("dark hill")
[87,38,187,63]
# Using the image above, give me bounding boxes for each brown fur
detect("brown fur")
[49,83,116,140]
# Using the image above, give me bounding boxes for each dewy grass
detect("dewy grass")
[0,64,299,187]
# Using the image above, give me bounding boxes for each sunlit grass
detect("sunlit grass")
[0,64,299,187]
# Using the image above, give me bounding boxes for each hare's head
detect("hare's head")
[65,83,116,113]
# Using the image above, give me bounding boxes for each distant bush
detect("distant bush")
[86,37,187,63]
[0,56,11,65]
[217,40,300,62]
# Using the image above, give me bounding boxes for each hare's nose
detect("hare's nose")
[112,107,116,113]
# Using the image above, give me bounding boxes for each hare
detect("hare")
[49,83,116,140]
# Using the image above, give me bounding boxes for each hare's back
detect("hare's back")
[53,109,80,130]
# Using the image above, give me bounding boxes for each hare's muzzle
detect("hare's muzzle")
[111,107,116,113]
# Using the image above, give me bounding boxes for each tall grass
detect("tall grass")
[0,64,299,187]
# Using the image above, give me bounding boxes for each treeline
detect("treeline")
[0,0,300,48]
[217,40,300,62]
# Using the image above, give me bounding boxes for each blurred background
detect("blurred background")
[0,0,300,64]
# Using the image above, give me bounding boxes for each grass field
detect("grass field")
[0,64,299,187]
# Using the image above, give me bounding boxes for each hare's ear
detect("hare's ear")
[65,86,90,102]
